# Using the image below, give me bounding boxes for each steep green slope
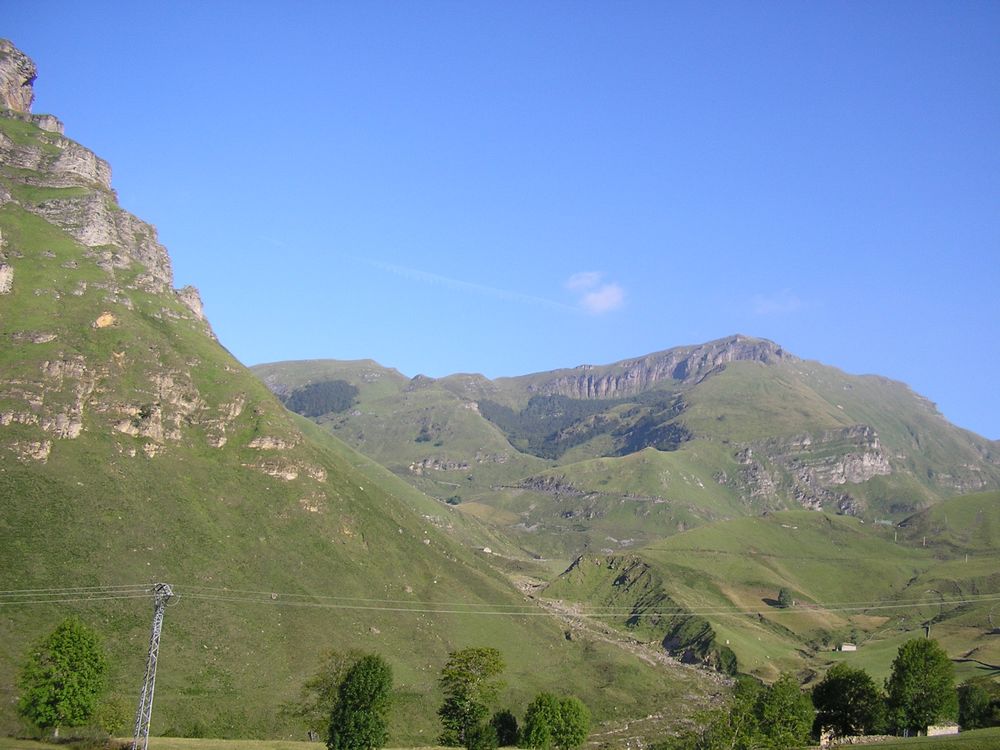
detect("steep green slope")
[0,49,716,743]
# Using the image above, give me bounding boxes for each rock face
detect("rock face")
[0,41,182,296]
[0,262,12,294]
[0,41,224,462]
[530,335,791,399]
[0,39,36,113]
[731,424,892,514]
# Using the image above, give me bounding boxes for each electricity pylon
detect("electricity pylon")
[131,583,173,750]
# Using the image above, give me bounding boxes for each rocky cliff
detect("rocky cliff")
[0,39,194,299]
[529,335,791,399]
[0,42,226,465]
[0,39,35,113]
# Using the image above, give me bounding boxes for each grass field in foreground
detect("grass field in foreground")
[0,739,449,750]
[3,728,1000,750]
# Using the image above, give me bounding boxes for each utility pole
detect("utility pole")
[132,583,173,750]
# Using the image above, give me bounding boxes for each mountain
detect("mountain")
[0,41,717,744]
[255,338,1000,684]
[254,335,1000,561]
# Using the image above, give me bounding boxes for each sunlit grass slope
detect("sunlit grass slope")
[546,504,1000,684]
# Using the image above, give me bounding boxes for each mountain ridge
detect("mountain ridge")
[254,335,1000,562]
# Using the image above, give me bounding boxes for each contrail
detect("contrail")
[364,258,579,313]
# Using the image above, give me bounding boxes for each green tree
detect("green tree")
[522,693,560,750]
[777,588,793,608]
[958,678,1000,730]
[285,649,364,737]
[553,697,590,750]
[17,617,108,737]
[438,647,505,746]
[656,675,809,750]
[655,678,763,750]
[756,672,813,749]
[490,709,519,746]
[521,694,590,750]
[326,654,393,750]
[885,638,957,734]
[812,663,885,737]
[464,722,499,750]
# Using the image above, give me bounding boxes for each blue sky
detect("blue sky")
[6,2,999,438]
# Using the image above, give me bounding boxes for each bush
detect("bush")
[490,709,519,746]
[465,722,499,750]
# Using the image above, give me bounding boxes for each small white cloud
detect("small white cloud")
[565,271,602,291]
[581,283,625,314]
[752,290,802,316]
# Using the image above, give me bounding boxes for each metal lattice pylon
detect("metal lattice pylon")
[131,583,173,750]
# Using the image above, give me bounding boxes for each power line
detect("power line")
[2,584,999,619]
[0,583,152,594]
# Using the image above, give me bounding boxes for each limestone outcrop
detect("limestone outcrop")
[0,39,36,113]
[531,335,792,399]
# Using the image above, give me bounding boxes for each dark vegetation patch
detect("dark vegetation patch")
[478,392,689,459]
[282,380,359,417]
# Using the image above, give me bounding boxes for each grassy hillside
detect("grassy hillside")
[545,504,1000,684]
[0,108,717,743]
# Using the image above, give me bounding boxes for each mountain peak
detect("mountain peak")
[527,334,792,399]
[0,40,36,113]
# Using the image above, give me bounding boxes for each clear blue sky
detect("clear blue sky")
[6,2,999,439]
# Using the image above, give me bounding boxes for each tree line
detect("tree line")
[14,617,1000,748]
[15,620,589,749]
[658,637,1000,750]
[316,646,589,750]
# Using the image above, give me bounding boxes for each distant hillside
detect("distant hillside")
[0,41,715,744]
[255,336,1000,562]
[545,499,1000,684]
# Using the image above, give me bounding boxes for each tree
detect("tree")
[438,647,505,746]
[521,694,590,750]
[958,678,1000,730]
[885,638,957,734]
[755,672,813,749]
[17,617,108,737]
[812,662,885,737]
[464,722,499,750]
[777,588,793,608]
[655,674,811,750]
[521,693,560,750]
[285,649,364,737]
[490,709,519,746]
[327,654,393,750]
[553,697,590,750]
[650,678,764,750]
